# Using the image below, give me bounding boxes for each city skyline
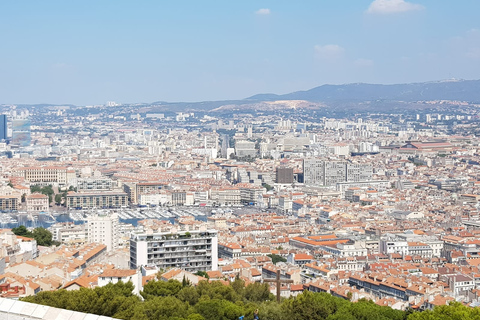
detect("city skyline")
[1,1,479,105]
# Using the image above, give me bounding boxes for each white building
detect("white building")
[380,239,409,256]
[129,227,218,273]
[87,212,119,251]
[98,269,142,296]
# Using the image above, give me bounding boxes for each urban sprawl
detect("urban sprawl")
[0,100,479,312]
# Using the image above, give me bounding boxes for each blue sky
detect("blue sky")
[0,0,479,105]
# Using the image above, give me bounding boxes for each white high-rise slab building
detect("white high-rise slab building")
[129,227,218,273]
[87,211,119,251]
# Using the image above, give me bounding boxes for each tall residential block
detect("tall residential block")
[129,228,218,272]
[87,212,119,251]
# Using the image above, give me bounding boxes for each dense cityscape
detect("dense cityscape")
[0,93,478,319]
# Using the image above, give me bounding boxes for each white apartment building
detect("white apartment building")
[322,242,368,257]
[87,212,119,251]
[303,159,373,187]
[380,239,409,256]
[129,227,218,273]
[75,177,114,191]
[49,222,87,244]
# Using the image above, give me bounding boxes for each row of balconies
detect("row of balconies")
[148,250,212,259]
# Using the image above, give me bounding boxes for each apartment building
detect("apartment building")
[87,212,119,251]
[49,222,87,244]
[0,196,19,211]
[75,177,114,191]
[129,228,218,273]
[303,159,373,187]
[210,187,241,206]
[66,191,128,209]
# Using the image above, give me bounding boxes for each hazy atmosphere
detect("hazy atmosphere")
[1,0,479,105]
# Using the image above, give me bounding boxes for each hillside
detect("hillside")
[247,79,480,103]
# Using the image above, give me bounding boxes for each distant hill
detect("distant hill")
[246,79,480,102]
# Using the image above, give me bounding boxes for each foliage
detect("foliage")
[262,183,273,191]
[194,299,243,320]
[32,227,53,246]
[267,254,287,265]
[195,271,209,279]
[12,225,32,237]
[141,279,183,299]
[22,281,139,318]
[30,185,55,203]
[12,225,54,246]
[21,279,476,320]
[407,301,480,320]
[55,194,63,205]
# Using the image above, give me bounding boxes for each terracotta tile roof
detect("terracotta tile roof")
[100,269,137,278]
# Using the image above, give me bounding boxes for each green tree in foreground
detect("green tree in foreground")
[407,301,480,320]
[21,279,477,320]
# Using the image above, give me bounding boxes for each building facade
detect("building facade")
[276,167,294,184]
[0,196,19,211]
[87,212,119,251]
[66,191,128,209]
[129,228,218,273]
[303,159,373,187]
[26,193,49,212]
[17,166,75,187]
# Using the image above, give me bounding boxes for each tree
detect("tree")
[133,296,189,320]
[195,271,210,279]
[55,194,63,205]
[267,254,287,265]
[182,275,192,287]
[32,227,53,246]
[176,286,200,306]
[12,225,33,238]
[22,281,140,318]
[407,301,480,320]
[194,299,243,320]
[141,279,182,299]
[30,185,55,203]
[244,283,274,302]
[262,183,273,192]
[7,181,13,188]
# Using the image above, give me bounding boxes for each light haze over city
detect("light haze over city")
[1,0,479,105]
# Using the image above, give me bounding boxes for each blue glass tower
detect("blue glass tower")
[0,115,6,141]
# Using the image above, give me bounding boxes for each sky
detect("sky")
[0,0,480,105]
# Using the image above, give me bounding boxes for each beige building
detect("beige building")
[26,193,49,212]
[0,196,19,211]
[17,166,76,187]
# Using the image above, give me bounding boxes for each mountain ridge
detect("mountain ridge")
[245,79,480,102]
